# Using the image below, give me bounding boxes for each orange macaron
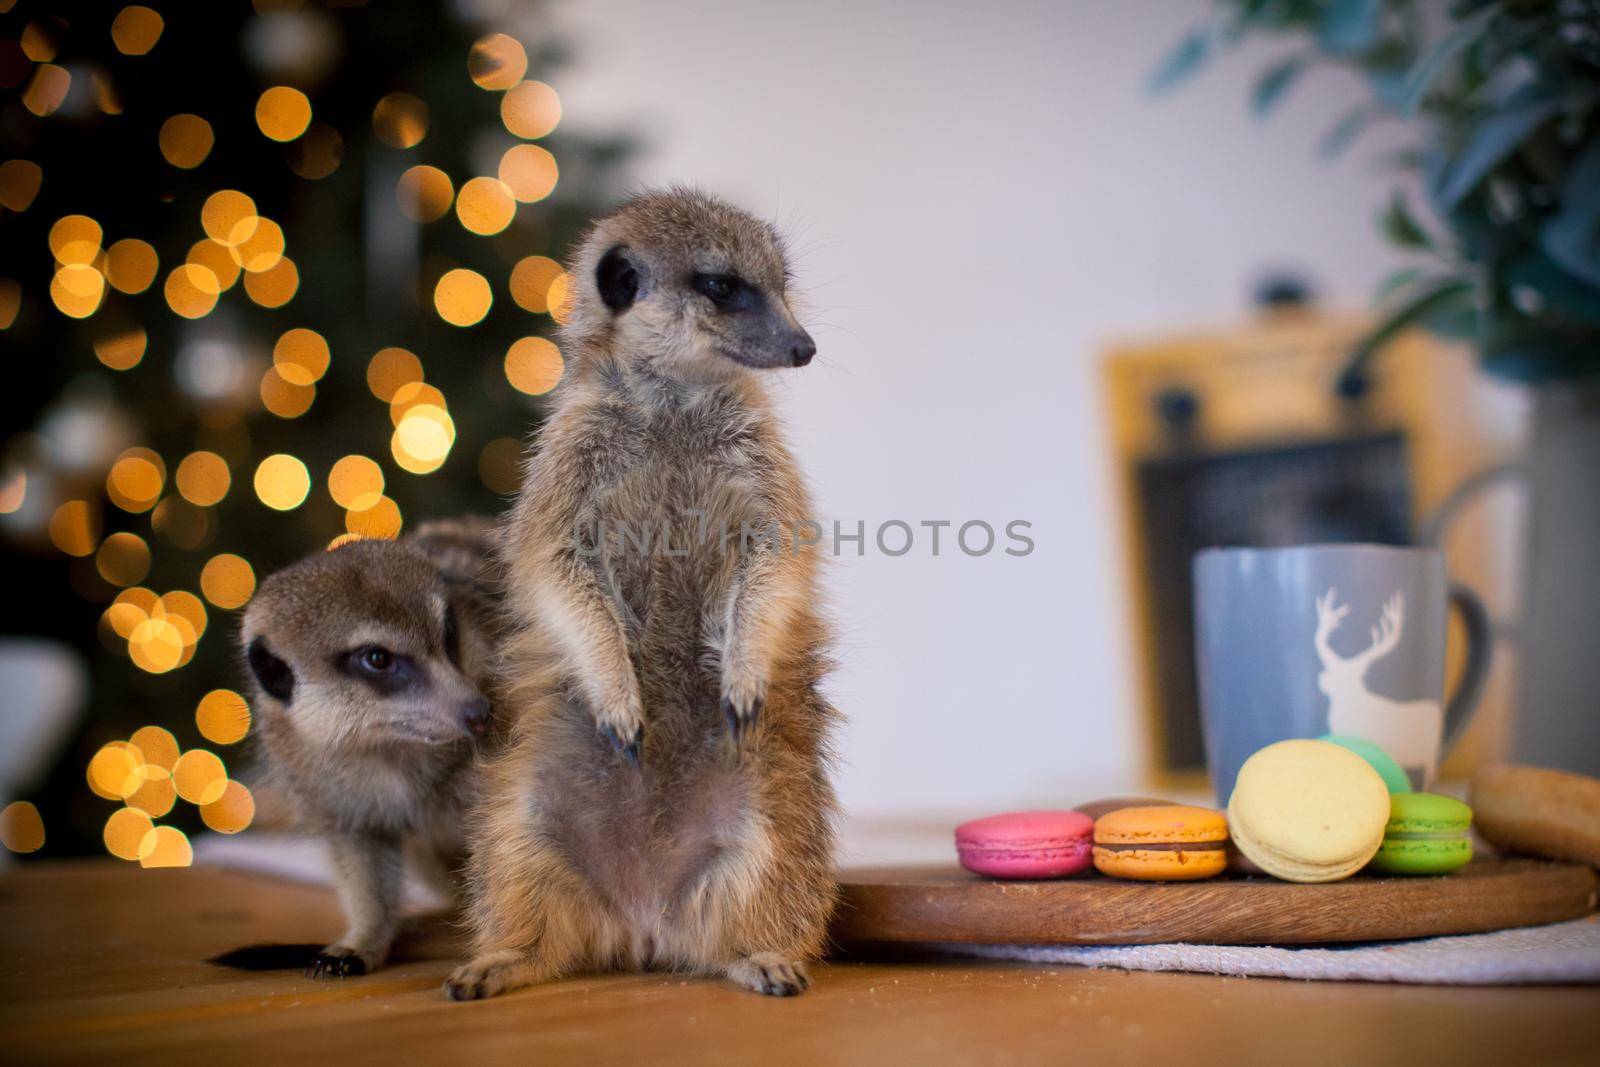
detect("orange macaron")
[1092,805,1229,881]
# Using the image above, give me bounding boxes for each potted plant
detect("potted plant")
[1154,0,1600,773]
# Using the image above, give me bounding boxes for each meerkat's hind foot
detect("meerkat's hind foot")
[724,953,810,996]
[444,949,550,1001]
[306,944,376,979]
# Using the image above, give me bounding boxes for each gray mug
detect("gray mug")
[1194,544,1491,804]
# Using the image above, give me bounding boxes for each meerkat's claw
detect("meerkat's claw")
[721,694,762,743]
[599,723,643,768]
[306,948,369,979]
[726,954,810,996]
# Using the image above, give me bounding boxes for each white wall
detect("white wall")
[546,0,1420,818]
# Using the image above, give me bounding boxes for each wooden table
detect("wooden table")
[2,862,1596,1066]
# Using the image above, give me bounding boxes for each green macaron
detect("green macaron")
[1368,792,1473,875]
[1319,734,1412,794]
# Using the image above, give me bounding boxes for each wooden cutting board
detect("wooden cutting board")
[832,859,1598,947]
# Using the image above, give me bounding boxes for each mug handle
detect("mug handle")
[1442,583,1492,749]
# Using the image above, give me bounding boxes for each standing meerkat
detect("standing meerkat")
[238,519,504,977]
[446,188,838,1000]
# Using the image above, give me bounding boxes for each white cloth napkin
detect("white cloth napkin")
[945,916,1600,985]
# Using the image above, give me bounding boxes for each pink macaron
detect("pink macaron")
[954,809,1095,879]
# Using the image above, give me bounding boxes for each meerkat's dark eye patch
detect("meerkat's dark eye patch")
[247,638,294,703]
[596,245,639,312]
[443,604,460,666]
[339,645,421,696]
[691,272,758,311]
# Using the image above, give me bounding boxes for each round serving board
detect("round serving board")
[832,859,1597,947]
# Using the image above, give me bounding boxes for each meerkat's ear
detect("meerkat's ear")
[595,245,640,312]
[247,637,294,703]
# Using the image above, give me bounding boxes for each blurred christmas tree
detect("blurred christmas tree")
[0,0,633,858]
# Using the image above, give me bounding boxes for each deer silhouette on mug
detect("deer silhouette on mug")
[1314,588,1442,784]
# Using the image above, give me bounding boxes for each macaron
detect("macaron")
[1227,739,1390,883]
[1073,796,1174,821]
[954,810,1094,879]
[1368,792,1473,875]
[1092,805,1228,881]
[1319,733,1412,794]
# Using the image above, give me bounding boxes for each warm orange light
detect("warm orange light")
[107,447,165,513]
[103,807,154,860]
[468,33,527,90]
[112,6,164,55]
[288,123,343,180]
[201,190,256,244]
[389,381,447,424]
[392,404,456,474]
[508,255,563,313]
[200,553,255,609]
[188,239,242,291]
[501,80,561,139]
[228,217,285,273]
[0,159,42,212]
[373,92,428,149]
[0,278,20,330]
[50,266,106,319]
[48,215,101,261]
[176,451,230,506]
[479,437,524,494]
[328,454,385,511]
[367,347,424,402]
[256,86,312,141]
[20,19,58,61]
[259,367,316,418]
[160,590,208,642]
[88,742,145,801]
[159,114,214,169]
[254,453,311,510]
[434,268,492,326]
[49,499,100,556]
[547,272,574,324]
[152,496,212,551]
[173,749,227,805]
[396,165,454,223]
[94,325,147,370]
[504,336,564,395]
[138,825,192,868]
[125,765,176,818]
[164,264,220,319]
[498,144,558,204]
[273,327,330,385]
[196,689,251,745]
[0,467,24,514]
[23,64,71,117]
[346,494,402,539]
[0,801,44,854]
[201,780,255,834]
[243,255,299,308]
[105,239,159,293]
[129,617,184,673]
[96,532,151,586]
[455,177,516,235]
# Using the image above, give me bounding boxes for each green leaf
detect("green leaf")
[1374,266,1426,305]
[1318,0,1384,54]
[1318,105,1373,159]
[1346,278,1476,380]
[1147,28,1211,96]
[1398,4,1500,115]
[1434,82,1563,210]
[1251,56,1307,118]
[1379,191,1432,249]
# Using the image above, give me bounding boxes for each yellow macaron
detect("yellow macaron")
[1227,739,1389,883]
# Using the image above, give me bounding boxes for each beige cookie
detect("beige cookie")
[1470,763,1600,868]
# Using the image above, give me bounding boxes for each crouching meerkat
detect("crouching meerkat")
[446,188,838,1000]
[240,519,504,977]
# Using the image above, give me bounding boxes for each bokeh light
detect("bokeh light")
[103,807,154,860]
[254,453,311,510]
[501,80,561,139]
[200,780,255,833]
[152,496,212,550]
[346,494,402,538]
[111,6,164,55]
[468,33,527,90]
[125,763,177,818]
[96,532,151,586]
[88,741,144,801]
[509,255,563,313]
[49,214,101,260]
[106,447,165,513]
[138,825,192,868]
[196,689,251,745]
[188,239,242,291]
[0,801,45,854]
[504,336,563,395]
[328,454,385,510]
[498,144,558,203]
[228,216,285,272]
[164,264,220,319]
[456,176,516,235]
[243,255,299,307]
[129,616,184,673]
[49,499,100,556]
[288,123,343,180]
[392,404,456,474]
[21,19,59,62]
[0,159,42,212]
[255,86,312,141]
[176,451,230,506]
[273,327,330,385]
[94,325,147,370]
[158,113,214,169]
[23,64,70,117]
[0,278,20,329]
[173,749,227,805]
[547,271,574,324]
[200,553,255,609]
[373,91,428,148]
[367,346,424,401]
[105,239,159,293]
[434,268,491,326]
[201,190,256,244]
[50,265,106,318]
[389,380,447,424]
[396,165,454,222]
[0,468,25,514]
[479,437,523,494]
[259,367,316,418]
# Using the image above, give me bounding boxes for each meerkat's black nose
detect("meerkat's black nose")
[791,335,816,367]
[460,696,491,735]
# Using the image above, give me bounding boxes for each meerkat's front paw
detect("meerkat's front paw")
[720,671,766,743]
[444,950,543,1001]
[725,953,810,996]
[592,694,645,767]
[306,943,381,979]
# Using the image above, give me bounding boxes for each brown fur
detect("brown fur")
[448,189,838,1000]
[240,519,505,976]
